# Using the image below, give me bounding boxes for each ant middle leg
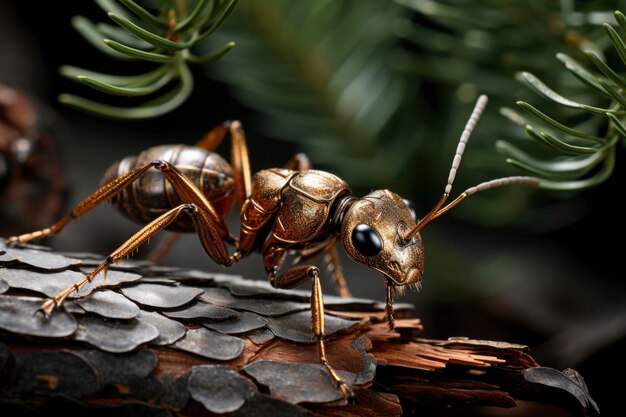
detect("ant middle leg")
[269,261,355,403]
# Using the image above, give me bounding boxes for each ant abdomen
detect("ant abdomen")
[101,144,236,231]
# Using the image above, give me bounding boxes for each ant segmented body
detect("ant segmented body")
[7,95,539,401]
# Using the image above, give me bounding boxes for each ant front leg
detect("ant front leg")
[280,153,351,298]
[268,255,356,403]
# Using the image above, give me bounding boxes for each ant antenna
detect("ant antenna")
[404,95,540,241]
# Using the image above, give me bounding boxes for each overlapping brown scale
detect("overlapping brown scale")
[141,277,179,285]
[121,283,203,309]
[204,311,268,335]
[172,327,245,361]
[351,336,377,386]
[247,328,275,345]
[74,316,159,353]
[69,252,154,272]
[163,300,239,322]
[0,269,85,298]
[199,286,310,317]
[75,349,161,399]
[75,290,140,319]
[188,365,256,414]
[243,361,357,404]
[8,351,99,399]
[267,310,360,344]
[0,268,142,298]
[0,295,76,337]
[0,247,82,270]
[224,278,310,300]
[136,310,187,346]
[522,367,600,414]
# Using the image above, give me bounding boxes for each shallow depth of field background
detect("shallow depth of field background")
[1,1,624,415]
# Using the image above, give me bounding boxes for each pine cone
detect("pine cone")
[0,83,67,236]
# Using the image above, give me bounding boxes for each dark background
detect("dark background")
[1,2,624,415]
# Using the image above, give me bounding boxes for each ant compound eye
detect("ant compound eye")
[351,224,382,256]
[403,198,417,222]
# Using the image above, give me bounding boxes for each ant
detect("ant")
[7,95,539,401]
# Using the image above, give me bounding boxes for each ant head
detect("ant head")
[341,189,424,290]
[340,95,539,330]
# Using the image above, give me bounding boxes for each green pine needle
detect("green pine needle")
[516,72,609,114]
[107,12,195,51]
[75,67,176,97]
[61,0,238,120]
[59,59,193,120]
[516,102,604,143]
[584,50,626,89]
[117,0,167,29]
[500,10,626,192]
[103,39,173,62]
[72,16,133,60]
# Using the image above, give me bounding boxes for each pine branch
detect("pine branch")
[61,0,238,120]
[498,11,626,191]
[395,0,623,225]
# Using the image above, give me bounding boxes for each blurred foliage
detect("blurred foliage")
[200,0,424,191]
[60,0,626,227]
[202,0,626,229]
[56,1,626,301]
[500,11,626,192]
[60,0,238,119]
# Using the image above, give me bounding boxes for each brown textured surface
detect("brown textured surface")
[0,243,599,416]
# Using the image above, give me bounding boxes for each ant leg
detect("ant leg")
[284,153,311,171]
[297,240,351,298]
[39,161,243,314]
[148,120,254,262]
[270,264,355,402]
[324,246,351,299]
[195,120,251,206]
[7,158,232,246]
[145,231,181,263]
[277,154,353,297]
[7,161,159,245]
[41,203,240,316]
